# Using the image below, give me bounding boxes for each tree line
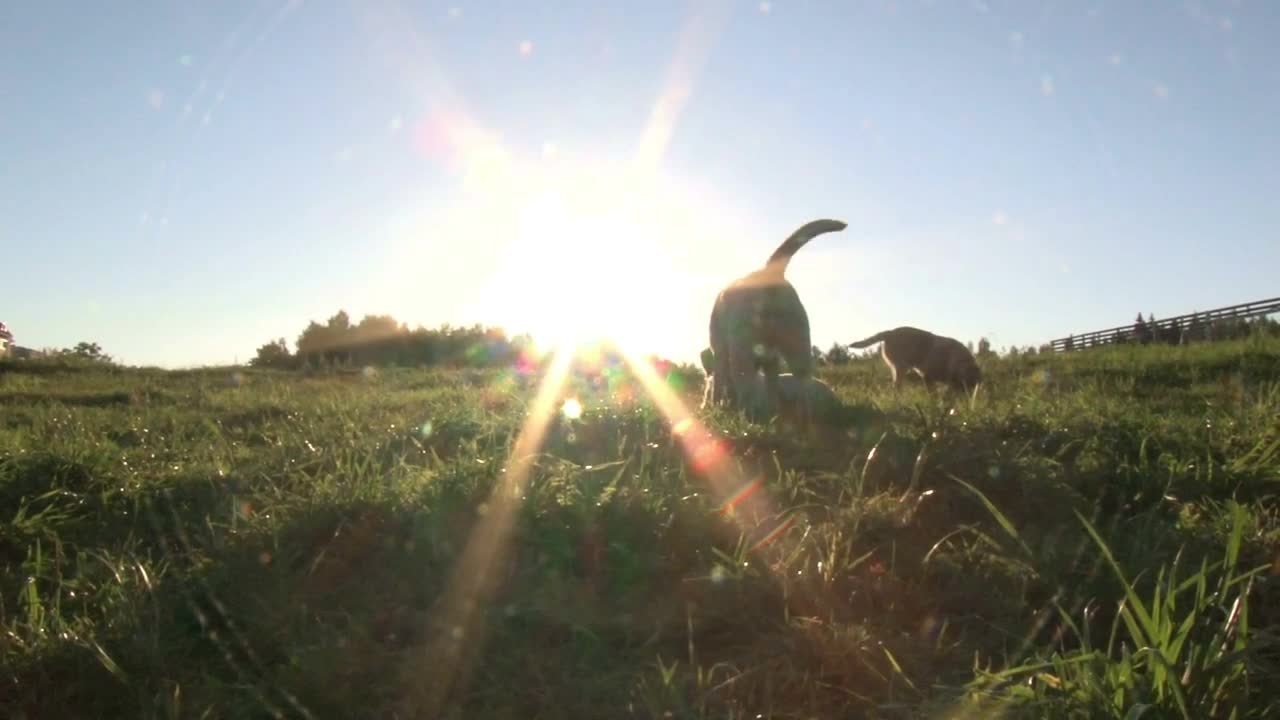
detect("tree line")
[1129,312,1280,345]
[249,311,537,370]
[252,323,1007,373]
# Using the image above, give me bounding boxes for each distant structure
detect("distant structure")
[0,322,45,360]
[1049,296,1280,352]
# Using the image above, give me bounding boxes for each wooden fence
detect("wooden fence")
[1048,296,1280,352]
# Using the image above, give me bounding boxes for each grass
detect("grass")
[1,338,1278,719]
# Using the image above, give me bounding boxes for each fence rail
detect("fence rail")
[1049,296,1280,352]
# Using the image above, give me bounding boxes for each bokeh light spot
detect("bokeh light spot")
[693,438,729,474]
[562,398,583,420]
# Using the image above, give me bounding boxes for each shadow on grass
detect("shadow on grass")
[0,445,962,718]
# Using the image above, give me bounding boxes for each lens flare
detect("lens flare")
[561,397,583,419]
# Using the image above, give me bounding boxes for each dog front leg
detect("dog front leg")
[726,347,759,415]
[763,371,783,423]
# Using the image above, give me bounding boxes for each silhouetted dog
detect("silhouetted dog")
[708,219,847,413]
[848,326,981,396]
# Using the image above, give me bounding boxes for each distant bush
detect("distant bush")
[249,310,697,378]
[249,338,297,370]
[824,342,851,365]
[247,311,534,371]
[59,341,115,365]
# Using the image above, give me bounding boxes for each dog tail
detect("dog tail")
[848,330,891,349]
[765,219,847,273]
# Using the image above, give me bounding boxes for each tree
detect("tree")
[295,310,361,366]
[1185,312,1203,344]
[824,342,851,365]
[270,310,536,371]
[328,310,352,333]
[977,337,993,357]
[250,338,296,369]
[1133,312,1150,344]
[63,341,113,363]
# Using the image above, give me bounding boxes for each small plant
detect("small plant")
[962,502,1270,719]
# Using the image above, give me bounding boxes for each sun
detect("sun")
[385,143,729,363]
[483,161,680,357]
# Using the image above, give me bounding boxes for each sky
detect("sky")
[3,0,1277,368]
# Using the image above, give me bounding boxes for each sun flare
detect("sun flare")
[384,126,742,365]
[476,159,686,357]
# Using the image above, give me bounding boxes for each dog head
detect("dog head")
[948,351,982,395]
[699,347,715,375]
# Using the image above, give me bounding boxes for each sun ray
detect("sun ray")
[633,0,732,174]
[378,4,813,708]
[620,352,859,677]
[397,347,575,717]
[355,0,517,197]
[620,352,819,577]
[621,352,769,515]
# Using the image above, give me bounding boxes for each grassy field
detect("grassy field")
[2,338,1278,719]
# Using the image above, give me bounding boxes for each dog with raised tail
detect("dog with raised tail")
[708,218,848,413]
[848,326,982,396]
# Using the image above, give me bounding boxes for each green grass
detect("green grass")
[2,338,1278,719]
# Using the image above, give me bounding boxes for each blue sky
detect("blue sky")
[3,0,1276,367]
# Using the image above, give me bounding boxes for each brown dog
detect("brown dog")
[848,326,981,395]
[708,219,848,412]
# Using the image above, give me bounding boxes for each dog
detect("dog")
[708,219,848,413]
[848,326,981,396]
[699,347,844,429]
